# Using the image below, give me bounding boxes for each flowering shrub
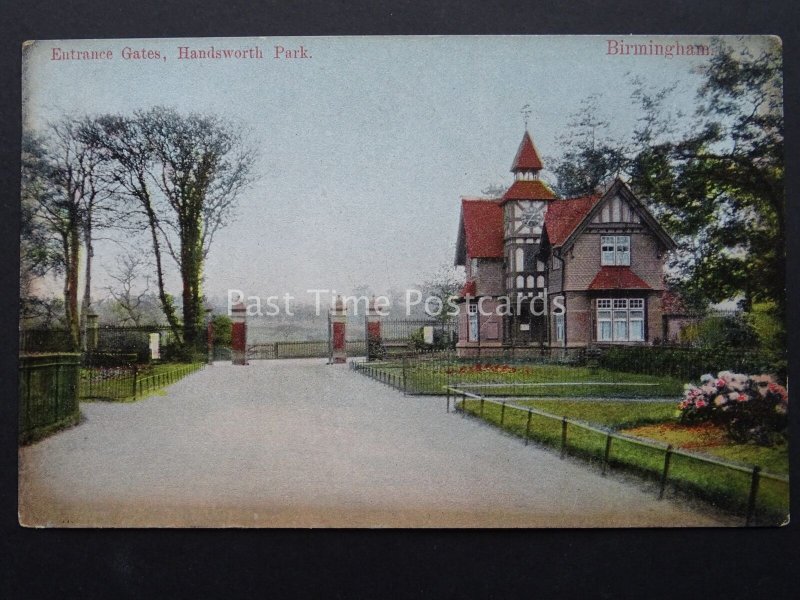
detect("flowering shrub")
[678,371,788,445]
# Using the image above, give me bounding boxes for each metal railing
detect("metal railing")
[80,362,205,401]
[446,387,789,527]
[19,353,81,444]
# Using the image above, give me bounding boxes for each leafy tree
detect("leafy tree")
[21,117,114,349]
[552,38,784,319]
[87,107,256,353]
[211,314,233,347]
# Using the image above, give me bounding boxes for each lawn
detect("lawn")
[456,396,789,525]
[366,359,684,398]
[80,362,204,401]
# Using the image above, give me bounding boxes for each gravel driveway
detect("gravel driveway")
[19,359,731,527]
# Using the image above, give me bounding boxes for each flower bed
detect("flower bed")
[678,371,788,445]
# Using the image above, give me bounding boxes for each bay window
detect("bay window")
[596,298,644,342]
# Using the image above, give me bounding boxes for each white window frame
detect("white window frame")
[470,257,479,277]
[600,235,631,266]
[468,302,479,342]
[555,313,565,343]
[596,297,645,342]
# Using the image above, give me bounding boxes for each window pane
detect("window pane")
[598,310,612,320]
[630,298,644,308]
[515,248,524,272]
[599,321,612,341]
[614,319,628,340]
[630,320,644,341]
[601,250,615,265]
[630,310,644,319]
[613,299,627,309]
[597,299,612,309]
[469,314,479,341]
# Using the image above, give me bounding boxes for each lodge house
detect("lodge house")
[454,130,678,357]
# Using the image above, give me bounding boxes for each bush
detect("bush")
[681,315,759,348]
[598,346,782,381]
[85,352,138,367]
[678,371,788,446]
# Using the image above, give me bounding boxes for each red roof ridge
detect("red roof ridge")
[588,266,652,291]
[460,200,504,259]
[544,194,602,246]
[511,130,544,171]
[500,179,556,203]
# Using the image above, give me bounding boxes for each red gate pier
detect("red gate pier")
[330,295,347,364]
[231,302,248,365]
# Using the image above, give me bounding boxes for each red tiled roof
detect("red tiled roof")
[501,180,556,203]
[511,131,544,171]
[588,267,652,291]
[460,280,476,297]
[461,199,504,258]
[544,194,601,246]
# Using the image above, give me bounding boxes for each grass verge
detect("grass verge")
[364,360,684,397]
[457,396,789,526]
[80,362,204,401]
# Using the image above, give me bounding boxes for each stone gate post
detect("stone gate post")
[231,302,248,365]
[330,295,348,364]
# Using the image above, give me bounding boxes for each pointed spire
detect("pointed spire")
[511,130,544,172]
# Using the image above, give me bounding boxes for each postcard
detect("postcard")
[18,35,787,527]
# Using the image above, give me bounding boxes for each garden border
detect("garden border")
[445,386,789,527]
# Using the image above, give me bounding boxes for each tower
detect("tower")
[500,130,555,296]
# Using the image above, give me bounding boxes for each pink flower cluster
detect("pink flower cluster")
[678,370,789,444]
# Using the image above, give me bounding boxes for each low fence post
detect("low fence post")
[461,393,466,417]
[524,409,532,446]
[132,364,138,399]
[659,445,673,500]
[500,401,506,426]
[560,417,568,458]
[480,397,484,418]
[745,465,762,526]
[602,433,613,476]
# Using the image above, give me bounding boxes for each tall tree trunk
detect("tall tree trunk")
[66,209,81,351]
[80,209,93,351]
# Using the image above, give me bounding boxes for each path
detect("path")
[19,359,732,527]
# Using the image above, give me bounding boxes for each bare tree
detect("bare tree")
[105,253,152,326]
[24,117,113,349]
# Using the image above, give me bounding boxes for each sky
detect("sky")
[22,35,767,306]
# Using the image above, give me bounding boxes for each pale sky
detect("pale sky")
[23,35,764,304]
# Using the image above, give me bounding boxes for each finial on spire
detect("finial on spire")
[520,103,532,130]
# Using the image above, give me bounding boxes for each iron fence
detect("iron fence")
[447,387,789,527]
[80,362,205,401]
[19,353,81,444]
[247,339,367,359]
[352,346,783,398]
[20,324,207,364]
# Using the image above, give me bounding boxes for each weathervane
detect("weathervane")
[520,103,532,130]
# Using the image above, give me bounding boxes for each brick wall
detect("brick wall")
[562,231,666,291]
[476,258,505,296]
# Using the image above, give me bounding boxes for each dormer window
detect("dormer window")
[601,235,631,266]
